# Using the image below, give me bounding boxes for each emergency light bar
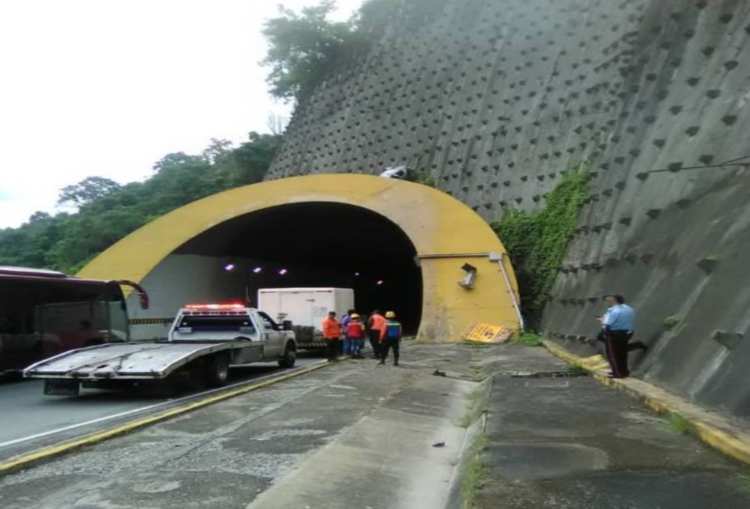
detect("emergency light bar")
[184,303,246,311]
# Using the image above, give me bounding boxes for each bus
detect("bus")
[0,266,148,376]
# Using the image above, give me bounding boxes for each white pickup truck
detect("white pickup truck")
[24,304,297,396]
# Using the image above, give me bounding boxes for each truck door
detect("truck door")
[256,311,283,358]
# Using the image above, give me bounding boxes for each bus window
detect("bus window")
[0,269,135,374]
[104,283,129,342]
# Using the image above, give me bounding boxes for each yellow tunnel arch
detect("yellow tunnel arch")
[79,174,521,341]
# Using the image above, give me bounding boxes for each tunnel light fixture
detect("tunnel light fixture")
[376,279,384,286]
[354,272,361,277]
[224,263,235,272]
[278,268,288,275]
[252,266,262,274]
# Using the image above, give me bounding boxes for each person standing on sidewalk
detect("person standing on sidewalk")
[367,309,385,359]
[601,295,636,378]
[321,311,342,362]
[346,313,366,358]
[379,311,402,366]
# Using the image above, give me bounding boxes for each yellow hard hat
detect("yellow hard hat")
[385,311,396,319]
[351,313,360,319]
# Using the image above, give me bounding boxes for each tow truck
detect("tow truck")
[23,304,297,396]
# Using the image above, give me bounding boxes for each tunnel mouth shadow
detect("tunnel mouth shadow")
[173,202,423,333]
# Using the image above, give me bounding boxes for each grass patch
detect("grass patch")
[667,412,691,434]
[461,434,489,509]
[514,332,543,347]
[460,386,487,428]
[663,316,680,330]
[735,473,750,495]
[565,364,589,377]
[462,340,495,348]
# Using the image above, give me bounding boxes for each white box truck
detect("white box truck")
[257,288,354,349]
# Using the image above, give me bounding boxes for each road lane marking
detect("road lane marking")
[1,364,315,449]
[0,360,329,475]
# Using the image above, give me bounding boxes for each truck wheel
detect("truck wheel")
[278,345,296,368]
[205,353,230,387]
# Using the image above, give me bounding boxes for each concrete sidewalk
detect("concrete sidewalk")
[471,347,750,509]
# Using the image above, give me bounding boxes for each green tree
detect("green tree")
[57,176,121,206]
[262,1,362,100]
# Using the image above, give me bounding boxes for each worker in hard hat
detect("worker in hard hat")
[346,313,366,358]
[321,311,342,362]
[367,309,386,359]
[379,311,402,366]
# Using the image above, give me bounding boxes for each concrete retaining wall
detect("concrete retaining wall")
[267,0,750,418]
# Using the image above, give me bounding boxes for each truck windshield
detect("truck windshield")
[178,315,256,334]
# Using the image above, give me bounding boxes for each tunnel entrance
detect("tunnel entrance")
[172,202,423,334]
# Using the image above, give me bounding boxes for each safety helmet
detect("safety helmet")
[351,313,360,319]
[385,311,396,319]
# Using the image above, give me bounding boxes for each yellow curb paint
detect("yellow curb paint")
[0,361,330,475]
[542,340,750,466]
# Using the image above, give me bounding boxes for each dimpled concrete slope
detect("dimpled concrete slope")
[267,0,750,418]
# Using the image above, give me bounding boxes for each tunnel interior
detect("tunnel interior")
[173,202,423,334]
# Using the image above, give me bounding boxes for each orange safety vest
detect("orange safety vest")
[321,317,341,339]
[369,313,385,331]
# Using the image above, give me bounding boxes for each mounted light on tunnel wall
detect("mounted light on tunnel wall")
[376,279,384,286]
[278,268,288,275]
[224,263,235,272]
[459,263,477,290]
[252,266,262,274]
[354,272,361,277]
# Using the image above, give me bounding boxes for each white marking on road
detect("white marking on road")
[0,362,321,450]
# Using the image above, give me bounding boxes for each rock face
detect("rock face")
[267,0,750,418]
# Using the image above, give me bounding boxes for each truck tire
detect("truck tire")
[205,353,230,387]
[278,344,296,368]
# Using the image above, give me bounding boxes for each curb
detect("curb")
[542,340,750,466]
[0,361,330,475]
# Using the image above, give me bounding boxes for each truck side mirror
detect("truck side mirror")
[282,320,293,331]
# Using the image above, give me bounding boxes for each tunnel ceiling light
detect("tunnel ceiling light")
[278,268,288,275]
[376,279,384,286]
[252,267,262,273]
[354,272,361,276]
[224,263,235,271]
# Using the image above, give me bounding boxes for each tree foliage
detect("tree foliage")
[58,176,122,206]
[491,167,590,326]
[262,0,399,100]
[0,132,282,274]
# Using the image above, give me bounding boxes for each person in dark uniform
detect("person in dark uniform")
[379,311,402,366]
[600,295,638,378]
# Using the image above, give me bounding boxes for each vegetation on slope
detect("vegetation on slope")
[263,0,449,100]
[491,167,590,326]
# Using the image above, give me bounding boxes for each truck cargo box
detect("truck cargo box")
[257,288,354,331]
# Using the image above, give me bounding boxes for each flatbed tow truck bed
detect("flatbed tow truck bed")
[23,341,247,380]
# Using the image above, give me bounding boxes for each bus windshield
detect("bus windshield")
[0,273,129,374]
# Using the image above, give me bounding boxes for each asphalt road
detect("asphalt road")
[0,356,322,460]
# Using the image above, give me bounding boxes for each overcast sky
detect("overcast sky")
[0,0,363,228]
